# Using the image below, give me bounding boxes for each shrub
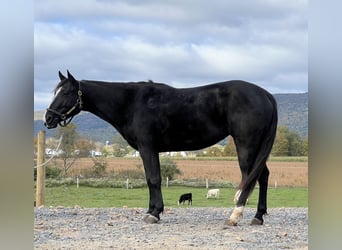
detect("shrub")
[91,157,107,177]
[34,165,62,180]
[160,157,182,181]
[136,157,182,181]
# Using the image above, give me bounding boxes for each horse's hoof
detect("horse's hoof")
[143,214,159,224]
[250,218,263,225]
[223,219,238,228]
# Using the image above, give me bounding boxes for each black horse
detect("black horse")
[44,71,277,226]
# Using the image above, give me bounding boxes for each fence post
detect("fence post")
[36,130,46,207]
[206,178,209,189]
[166,177,169,188]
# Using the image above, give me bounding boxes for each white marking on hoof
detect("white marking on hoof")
[143,214,159,224]
[227,206,244,226]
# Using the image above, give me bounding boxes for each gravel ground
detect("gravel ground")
[34,207,308,249]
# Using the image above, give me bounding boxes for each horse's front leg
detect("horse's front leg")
[139,149,164,223]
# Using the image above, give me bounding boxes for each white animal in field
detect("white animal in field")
[206,189,220,199]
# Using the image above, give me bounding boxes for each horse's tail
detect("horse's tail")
[240,93,278,192]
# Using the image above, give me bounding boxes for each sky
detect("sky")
[34,0,307,111]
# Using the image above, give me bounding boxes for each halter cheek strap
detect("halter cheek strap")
[47,81,83,127]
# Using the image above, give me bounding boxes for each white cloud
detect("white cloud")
[34,91,54,110]
[34,0,307,110]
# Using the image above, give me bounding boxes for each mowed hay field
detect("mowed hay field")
[67,157,307,187]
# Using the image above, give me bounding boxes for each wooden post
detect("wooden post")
[36,130,46,207]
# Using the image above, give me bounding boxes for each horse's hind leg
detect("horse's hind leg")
[224,138,258,226]
[251,165,269,225]
[139,149,164,223]
[225,139,270,226]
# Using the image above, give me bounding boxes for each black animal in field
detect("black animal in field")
[178,193,192,205]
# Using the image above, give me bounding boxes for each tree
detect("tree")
[57,123,79,177]
[111,133,129,148]
[272,127,289,156]
[159,157,182,181]
[112,144,128,157]
[287,130,305,156]
[75,139,94,157]
[271,126,306,156]
[111,133,129,157]
[223,136,237,156]
[206,146,223,157]
[91,156,107,177]
[303,138,308,156]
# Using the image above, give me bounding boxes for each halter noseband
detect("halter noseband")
[47,81,83,127]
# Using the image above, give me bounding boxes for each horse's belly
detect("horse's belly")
[158,127,227,152]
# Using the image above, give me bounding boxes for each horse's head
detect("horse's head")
[44,70,83,129]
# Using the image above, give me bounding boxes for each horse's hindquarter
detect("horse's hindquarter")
[226,83,276,138]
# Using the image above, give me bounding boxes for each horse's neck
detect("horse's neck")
[81,81,132,129]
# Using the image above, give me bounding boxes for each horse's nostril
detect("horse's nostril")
[46,115,52,123]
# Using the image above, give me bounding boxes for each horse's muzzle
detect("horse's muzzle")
[44,113,58,129]
[44,121,57,129]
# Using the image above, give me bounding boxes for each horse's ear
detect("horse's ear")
[59,71,66,80]
[67,70,76,82]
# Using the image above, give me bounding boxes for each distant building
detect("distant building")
[164,151,187,157]
[91,150,102,157]
[45,148,63,156]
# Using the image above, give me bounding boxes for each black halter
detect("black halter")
[47,81,83,127]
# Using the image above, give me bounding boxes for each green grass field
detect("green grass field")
[40,186,308,208]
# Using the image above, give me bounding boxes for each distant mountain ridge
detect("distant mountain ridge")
[34,92,308,143]
[274,93,308,138]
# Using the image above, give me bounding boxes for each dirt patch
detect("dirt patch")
[59,158,307,187]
